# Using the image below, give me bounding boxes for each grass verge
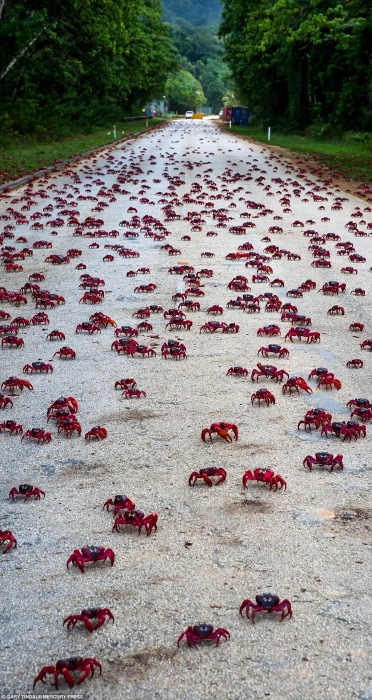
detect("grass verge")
[0,119,165,186]
[226,125,372,187]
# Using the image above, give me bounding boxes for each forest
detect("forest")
[0,0,176,136]
[0,0,371,140]
[220,0,372,132]
[163,0,230,114]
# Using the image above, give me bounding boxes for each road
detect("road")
[0,119,371,699]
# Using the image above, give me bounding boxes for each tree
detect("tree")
[0,0,176,133]
[165,69,206,112]
[167,16,230,114]
[219,0,372,131]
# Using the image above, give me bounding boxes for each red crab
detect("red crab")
[341,267,357,274]
[189,467,227,486]
[137,321,153,332]
[12,316,30,328]
[161,341,187,360]
[9,484,45,501]
[67,545,115,573]
[257,325,281,337]
[166,317,192,331]
[1,335,24,349]
[317,375,342,390]
[303,452,344,472]
[0,529,17,553]
[201,422,238,443]
[1,376,33,393]
[346,358,363,368]
[178,300,200,312]
[257,344,289,359]
[31,312,49,325]
[206,305,223,315]
[111,338,138,354]
[85,426,107,440]
[251,388,276,406]
[240,594,292,623]
[23,361,53,374]
[122,388,146,399]
[21,428,52,444]
[0,420,23,435]
[221,322,239,333]
[320,281,346,295]
[130,344,156,358]
[178,624,230,648]
[308,367,333,381]
[0,393,13,409]
[242,468,286,490]
[115,326,138,338]
[252,274,270,283]
[312,259,331,268]
[114,378,137,390]
[134,283,156,293]
[33,656,101,689]
[270,278,285,287]
[79,292,102,304]
[350,288,365,296]
[46,329,65,341]
[112,509,158,536]
[328,305,345,315]
[226,366,248,377]
[57,417,82,438]
[251,363,289,383]
[321,421,366,441]
[47,396,78,417]
[53,346,76,359]
[283,377,312,394]
[63,607,114,633]
[347,397,372,410]
[76,322,101,334]
[285,327,320,343]
[340,421,366,441]
[286,288,303,297]
[360,339,372,351]
[0,324,18,336]
[201,321,226,333]
[297,409,332,431]
[103,495,136,514]
[320,421,347,439]
[90,313,116,328]
[185,287,205,297]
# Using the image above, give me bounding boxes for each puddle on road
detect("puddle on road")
[224,499,272,514]
[304,393,349,415]
[335,507,371,523]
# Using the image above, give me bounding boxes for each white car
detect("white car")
[185,111,194,119]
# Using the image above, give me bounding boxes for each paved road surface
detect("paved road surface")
[0,120,371,699]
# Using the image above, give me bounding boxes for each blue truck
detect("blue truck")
[231,106,250,126]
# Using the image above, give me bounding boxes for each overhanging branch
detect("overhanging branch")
[0,25,46,81]
[0,0,6,21]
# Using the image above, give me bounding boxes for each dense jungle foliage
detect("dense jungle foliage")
[163,0,230,114]
[0,0,176,136]
[219,0,372,132]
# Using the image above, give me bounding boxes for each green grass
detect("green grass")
[0,119,165,186]
[226,125,372,186]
